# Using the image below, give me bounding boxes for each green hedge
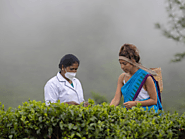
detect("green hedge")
[0,99,185,139]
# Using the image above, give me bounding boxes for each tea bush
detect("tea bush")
[0,99,185,139]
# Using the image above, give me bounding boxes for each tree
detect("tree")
[155,0,185,62]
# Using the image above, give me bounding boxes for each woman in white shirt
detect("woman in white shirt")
[44,54,86,106]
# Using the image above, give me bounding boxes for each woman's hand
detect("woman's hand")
[123,101,137,109]
[65,101,79,105]
[83,101,90,107]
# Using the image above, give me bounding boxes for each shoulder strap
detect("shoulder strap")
[132,74,162,104]
[150,75,162,104]
[133,74,150,101]
[123,73,126,84]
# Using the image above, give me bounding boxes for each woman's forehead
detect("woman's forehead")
[119,59,127,63]
[69,63,79,67]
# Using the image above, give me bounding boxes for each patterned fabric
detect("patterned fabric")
[121,69,163,113]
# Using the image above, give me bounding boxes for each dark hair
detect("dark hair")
[58,54,80,69]
[119,44,140,63]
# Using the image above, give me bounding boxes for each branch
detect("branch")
[171,52,185,62]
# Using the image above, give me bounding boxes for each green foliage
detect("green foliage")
[90,91,108,104]
[0,102,5,111]
[171,52,185,62]
[155,0,185,62]
[0,99,185,139]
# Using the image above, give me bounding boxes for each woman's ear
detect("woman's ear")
[61,65,64,70]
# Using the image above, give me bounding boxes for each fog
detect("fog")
[0,0,185,113]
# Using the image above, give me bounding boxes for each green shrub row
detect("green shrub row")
[0,99,185,139]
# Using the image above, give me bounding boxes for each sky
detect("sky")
[0,0,185,112]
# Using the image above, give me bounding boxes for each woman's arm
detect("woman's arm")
[124,76,157,109]
[65,101,79,105]
[44,81,58,106]
[110,73,124,106]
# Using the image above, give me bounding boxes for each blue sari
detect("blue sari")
[121,69,163,113]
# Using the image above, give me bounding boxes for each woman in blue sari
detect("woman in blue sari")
[110,44,162,112]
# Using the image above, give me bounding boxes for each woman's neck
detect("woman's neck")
[129,67,139,76]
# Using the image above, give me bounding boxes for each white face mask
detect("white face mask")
[64,69,76,80]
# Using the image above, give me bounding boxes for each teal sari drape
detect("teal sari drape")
[121,69,163,113]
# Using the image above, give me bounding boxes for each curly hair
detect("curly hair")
[119,44,140,63]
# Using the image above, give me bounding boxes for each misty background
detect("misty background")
[0,0,185,114]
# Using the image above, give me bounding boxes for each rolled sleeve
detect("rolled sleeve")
[44,81,58,106]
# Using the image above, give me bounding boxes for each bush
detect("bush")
[0,100,185,139]
[90,91,108,104]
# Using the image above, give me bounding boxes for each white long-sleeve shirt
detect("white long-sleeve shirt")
[44,72,84,106]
